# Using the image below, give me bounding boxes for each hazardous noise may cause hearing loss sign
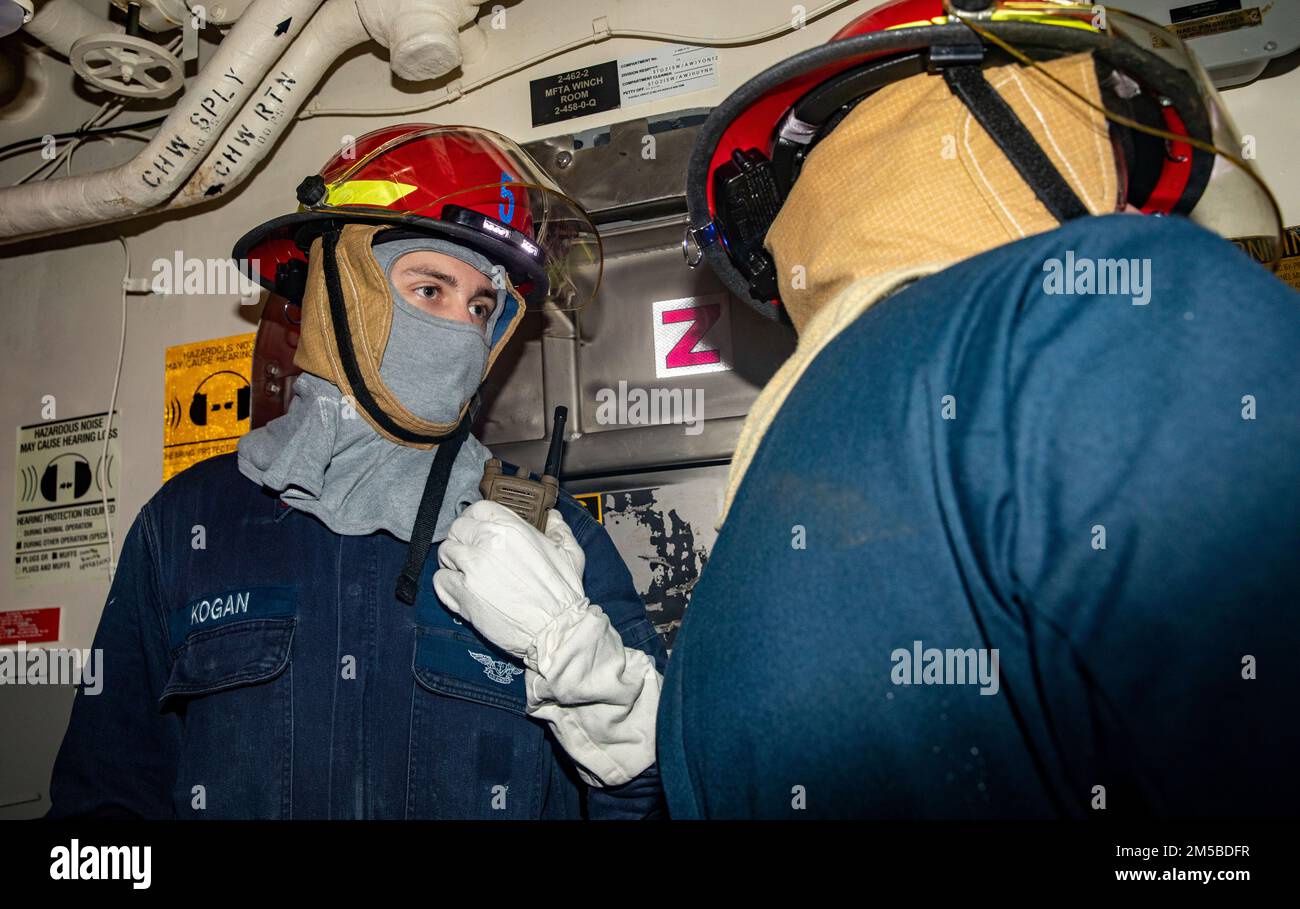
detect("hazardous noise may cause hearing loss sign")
[163,333,255,481]
[13,412,120,585]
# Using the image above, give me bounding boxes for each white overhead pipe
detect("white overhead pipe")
[23,0,119,59]
[3,0,488,237]
[173,0,484,207]
[172,0,368,205]
[355,0,483,83]
[0,0,326,242]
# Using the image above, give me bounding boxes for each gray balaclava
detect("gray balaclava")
[372,236,508,423]
[237,235,511,544]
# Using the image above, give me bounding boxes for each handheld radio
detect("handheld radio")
[479,406,568,531]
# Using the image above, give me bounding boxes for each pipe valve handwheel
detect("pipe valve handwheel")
[69,33,183,99]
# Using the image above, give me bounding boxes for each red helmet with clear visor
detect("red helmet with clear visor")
[686,0,1277,322]
[234,124,602,312]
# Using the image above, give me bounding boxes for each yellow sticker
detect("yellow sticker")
[1231,225,1300,294]
[574,492,603,524]
[1154,7,1263,45]
[163,333,256,481]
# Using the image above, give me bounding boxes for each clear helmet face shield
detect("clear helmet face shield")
[236,125,605,315]
[955,2,1283,259]
[314,125,604,314]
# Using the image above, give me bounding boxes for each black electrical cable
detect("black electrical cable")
[0,117,167,159]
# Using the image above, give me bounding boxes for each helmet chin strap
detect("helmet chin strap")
[940,62,1089,222]
[319,227,476,605]
[393,417,470,605]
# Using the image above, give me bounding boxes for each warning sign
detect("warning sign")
[1160,4,1263,43]
[163,333,255,481]
[1231,225,1300,293]
[14,412,120,585]
[0,607,61,646]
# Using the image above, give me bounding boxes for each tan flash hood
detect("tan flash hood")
[766,53,1118,334]
[293,222,527,449]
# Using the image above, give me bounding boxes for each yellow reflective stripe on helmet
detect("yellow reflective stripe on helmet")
[988,10,1098,30]
[324,179,418,208]
[885,11,1099,32]
[885,16,947,29]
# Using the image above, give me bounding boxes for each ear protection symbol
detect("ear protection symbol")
[190,370,251,426]
[40,453,93,503]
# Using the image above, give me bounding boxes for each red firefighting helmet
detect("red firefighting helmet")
[234,123,602,312]
[685,0,1270,322]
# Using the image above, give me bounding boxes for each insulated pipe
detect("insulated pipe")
[355,0,483,83]
[23,0,120,59]
[173,0,484,207]
[0,0,326,242]
[172,0,369,206]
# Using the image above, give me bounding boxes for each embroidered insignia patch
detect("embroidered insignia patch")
[468,651,524,685]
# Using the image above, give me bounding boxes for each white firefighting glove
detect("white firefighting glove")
[433,500,661,787]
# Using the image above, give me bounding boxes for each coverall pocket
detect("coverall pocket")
[161,618,296,819]
[407,626,547,819]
